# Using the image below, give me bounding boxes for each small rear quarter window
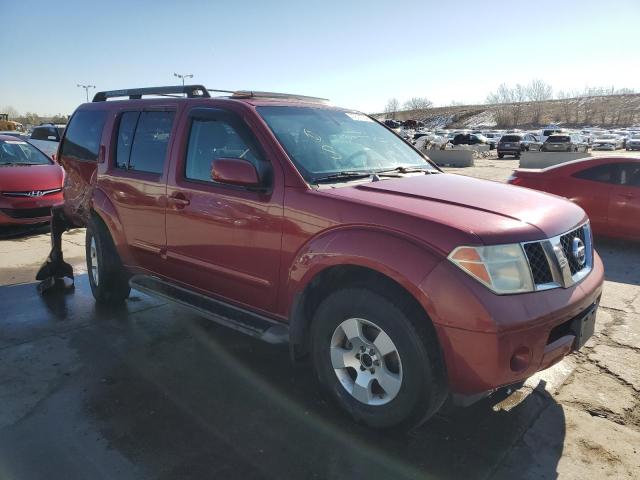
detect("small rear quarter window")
[60,110,107,162]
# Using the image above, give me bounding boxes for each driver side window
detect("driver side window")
[185,118,261,183]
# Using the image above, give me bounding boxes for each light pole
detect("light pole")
[173,72,193,87]
[77,84,96,102]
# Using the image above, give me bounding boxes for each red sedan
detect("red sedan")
[508,156,640,240]
[0,134,64,226]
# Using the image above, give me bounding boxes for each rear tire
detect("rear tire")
[310,287,446,429]
[86,215,131,304]
[498,153,504,159]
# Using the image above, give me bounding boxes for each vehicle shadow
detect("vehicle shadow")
[79,306,566,479]
[0,278,566,480]
[594,236,640,286]
[0,223,50,240]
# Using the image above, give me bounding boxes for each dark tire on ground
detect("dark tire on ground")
[498,153,504,159]
[310,287,447,429]
[86,214,131,304]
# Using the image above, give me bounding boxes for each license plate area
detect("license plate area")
[570,303,597,349]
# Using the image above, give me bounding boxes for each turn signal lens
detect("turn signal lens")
[448,244,534,294]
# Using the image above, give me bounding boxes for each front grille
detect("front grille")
[523,242,553,284]
[0,207,51,219]
[560,226,587,275]
[2,188,62,198]
[522,223,592,290]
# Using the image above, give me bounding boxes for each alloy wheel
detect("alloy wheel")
[330,317,403,406]
[90,236,99,286]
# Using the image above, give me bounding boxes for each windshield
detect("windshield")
[598,134,617,139]
[257,106,435,182]
[0,140,52,165]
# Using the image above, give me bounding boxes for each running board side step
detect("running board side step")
[129,275,289,344]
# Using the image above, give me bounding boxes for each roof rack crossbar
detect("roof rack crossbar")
[92,85,211,102]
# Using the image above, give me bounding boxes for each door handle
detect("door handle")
[169,192,190,208]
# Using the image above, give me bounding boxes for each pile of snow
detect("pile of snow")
[461,110,497,128]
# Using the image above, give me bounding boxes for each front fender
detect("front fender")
[283,226,443,317]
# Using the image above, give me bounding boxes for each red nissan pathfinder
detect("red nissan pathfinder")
[40,85,604,429]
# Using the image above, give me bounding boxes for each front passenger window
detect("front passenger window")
[185,118,261,183]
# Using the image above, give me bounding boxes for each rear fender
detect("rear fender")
[90,188,130,264]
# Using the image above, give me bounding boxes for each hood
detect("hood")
[323,173,587,245]
[0,163,64,192]
[594,138,616,143]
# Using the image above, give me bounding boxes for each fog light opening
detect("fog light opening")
[510,346,531,372]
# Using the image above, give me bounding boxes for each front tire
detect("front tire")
[86,215,130,303]
[310,287,446,429]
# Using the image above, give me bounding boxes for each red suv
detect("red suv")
[43,85,604,429]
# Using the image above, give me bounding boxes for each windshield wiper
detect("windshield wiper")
[376,165,438,175]
[313,171,373,184]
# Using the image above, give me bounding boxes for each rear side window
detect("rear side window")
[60,110,107,162]
[185,117,261,183]
[573,164,615,183]
[116,111,174,174]
[620,163,640,187]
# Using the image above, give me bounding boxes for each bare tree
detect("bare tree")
[486,84,512,127]
[526,79,552,124]
[402,97,433,112]
[384,98,400,119]
[510,84,527,126]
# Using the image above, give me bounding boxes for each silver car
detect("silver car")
[592,134,624,151]
[626,134,640,151]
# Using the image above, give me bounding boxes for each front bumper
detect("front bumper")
[0,195,63,226]
[421,251,604,395]
[593,145,616,150]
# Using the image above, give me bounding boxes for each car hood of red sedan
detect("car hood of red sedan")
[323,173,587,245]
[0,164,64,192]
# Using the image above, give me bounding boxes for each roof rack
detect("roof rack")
[92,85,210,102]
[91,85,330,104]
[230,91,329,103]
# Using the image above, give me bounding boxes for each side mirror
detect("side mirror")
[211,158,260,188]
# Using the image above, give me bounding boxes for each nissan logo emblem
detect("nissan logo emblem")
[27,191,44,197]
[572,237,586,267]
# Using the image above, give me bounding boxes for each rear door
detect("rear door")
[165,107,284,312]
[100,108,176,272]
[608,163,640,239]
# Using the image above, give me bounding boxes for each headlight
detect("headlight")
[448,244,534,294]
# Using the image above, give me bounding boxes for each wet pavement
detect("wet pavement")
[0,275,567,480]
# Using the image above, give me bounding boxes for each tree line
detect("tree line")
[0,105,69,127]
[383,80,639,127]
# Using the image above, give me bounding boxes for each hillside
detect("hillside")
[377,93,640,129]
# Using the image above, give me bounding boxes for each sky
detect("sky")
[1,0,640,115]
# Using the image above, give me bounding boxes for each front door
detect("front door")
[165,107,284,313]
